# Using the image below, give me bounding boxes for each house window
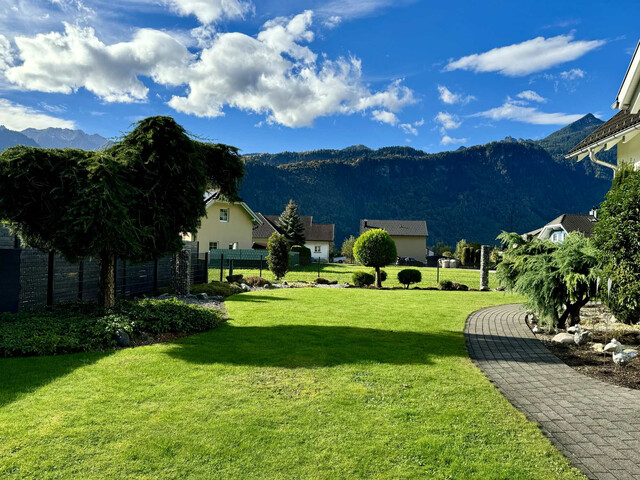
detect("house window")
[228,242,238,250]
[209,242,218,250]
[219,208,229,222]
[314,246,321,253]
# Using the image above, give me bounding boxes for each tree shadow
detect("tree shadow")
[0,351,112,408]
[227,293,291,303]
[166,323,466,368]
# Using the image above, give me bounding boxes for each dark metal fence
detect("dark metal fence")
[0,235,208,313]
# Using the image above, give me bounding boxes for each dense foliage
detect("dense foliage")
[267,232,290,280]
[352,271,375,287]
[244,276,272,287]
[190,282,243,298]
[496,232,599,327]
[0,116,244,307]
[278,199,306,245]
[592,168,640,324]
[0,299,222,357]
[341,235,356,262]
[398,269,422,289]
[291,245,311,266]
[353,229,397,288]
[240,124,610,246]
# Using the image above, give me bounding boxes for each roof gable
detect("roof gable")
[253,214,334,242]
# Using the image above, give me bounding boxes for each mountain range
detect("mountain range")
[0,126,110,151]
[0,115,613,247]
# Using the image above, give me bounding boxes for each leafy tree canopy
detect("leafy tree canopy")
[353,229,396,287]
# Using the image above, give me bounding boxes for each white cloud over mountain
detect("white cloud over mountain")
[3,11,415,127]
[441,135,466,145]
[445,34,605,76]
[473,100,584,125]
[0,98,75,130]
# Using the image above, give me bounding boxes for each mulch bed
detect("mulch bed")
[530,324,640,390]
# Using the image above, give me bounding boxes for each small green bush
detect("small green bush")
[0,299,223,357]
[314,277,331,284]
[398,269,422,288]
[226,274,244,284]
[244,276,271,287]
[439,280,454,291]
[191,282,243,298]
[352,271,375,287]
[267,232,290,280]
[370,269,387,282]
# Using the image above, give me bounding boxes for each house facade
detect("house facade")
[252,213,335,262]
[523,212,597,243]
[566,39,640,170]
[359,219,428,261]
[183,191,262,251]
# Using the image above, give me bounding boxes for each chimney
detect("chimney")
[589,206,598,219]
[364,219,368,228]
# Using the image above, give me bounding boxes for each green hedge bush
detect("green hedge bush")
[352,271,375,287]
[0,299,223,357]
[397,269,421,288]
[190,282,243,298]
[371,269,387,282]
[244,276,271,287]
[291,245,312,266]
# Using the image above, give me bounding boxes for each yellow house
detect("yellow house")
[360,219,428,261]
[183,191,262,251]
[567,39,640,170]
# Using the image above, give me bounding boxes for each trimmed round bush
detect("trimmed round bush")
[439,280,454,291]
[352,271,375,287]
[244,276,271,287]
[398,269,422,289]
[353,229,397,287]
[314,277,331,285]
[370,269,387,282]
[226,274,244,284]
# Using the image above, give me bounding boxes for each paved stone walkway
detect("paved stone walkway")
[465,304,640,480]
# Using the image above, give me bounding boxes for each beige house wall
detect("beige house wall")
[186,201,255,251]
[392,235,426,261]
[619,134,640,167]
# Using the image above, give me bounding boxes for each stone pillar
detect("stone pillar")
[480,245,491,291]
[171,249,191,296]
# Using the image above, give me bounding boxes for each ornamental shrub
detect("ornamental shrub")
[370,269,387,282]
[352,271,375,287]
[191,281,243,298]
[267,232,290,280]
[353,229,396,287]
[439,280,454,291]
[398,269,422,288]
[244,276,271,287]
[226,274,244,284]
[314,277,331,284]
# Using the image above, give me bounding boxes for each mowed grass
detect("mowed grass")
[0,289,583,479]
[209,263,499,289]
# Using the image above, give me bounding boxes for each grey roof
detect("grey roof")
[544,214,597,237]
[360,219,428,237]
[253,214,335,242]
[568,110,640,154]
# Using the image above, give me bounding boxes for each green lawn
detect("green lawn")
[209,263,499,289]
[0,289,583,479]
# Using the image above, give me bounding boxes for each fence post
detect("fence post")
[260,257,263,278]
[13,235,20,249]
[204,252,209,284]
[436,261,440,284]
[318,259,320,278]
[78,260,84,301]
[480,245,491,291]
[229,259,234,277]
[153,259,159,295]
[47,250,54,306]
[220,253,224,282]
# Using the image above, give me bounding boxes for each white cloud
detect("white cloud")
[560,68,585,80]
[6,23,193,103]
[434,111,461,130]
[444,34,605,76]
[0,98,75,130]
[399,123,417,135]
[168,11,415,127]
[372,110,398,125]
[437,85,475,105]
[165,0,252,24]
[320,0,414,19]
[441,135,467,145]
[516,90,546,103]
[472,100,584,125]
[323,16,342,29]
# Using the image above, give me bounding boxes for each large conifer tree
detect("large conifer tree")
[278,199,306,245]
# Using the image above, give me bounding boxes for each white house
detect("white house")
[252,213,335,262]
[566,39,640,170]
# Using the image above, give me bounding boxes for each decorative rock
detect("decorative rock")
[495,285,506,292]
[573,326,592,346]
[115,329,130,347]
[551,333,575,345]
[567,325,580,334]
[532,326,544,334]
[196,292,208,300]
[240,283,251,292]
[591,342,605,353]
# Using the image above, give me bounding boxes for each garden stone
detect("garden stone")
[532,326,544,334]
[115,329,130,347]
[241,284,251,292]
[551,333,575,345]
[591,342,605,353]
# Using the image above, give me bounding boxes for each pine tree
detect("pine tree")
[278,199,306,245]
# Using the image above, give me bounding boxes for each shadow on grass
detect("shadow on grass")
[227,293,292,303]
[0,351,112,408]
[166,323,465,368]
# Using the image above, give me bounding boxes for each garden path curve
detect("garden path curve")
[465,304,640,480]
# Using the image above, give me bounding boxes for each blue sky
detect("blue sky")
[0,0,637,153]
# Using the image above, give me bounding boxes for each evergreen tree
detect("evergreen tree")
[341,235,356,263]
[267,233,290,280]
[278,199,306,245]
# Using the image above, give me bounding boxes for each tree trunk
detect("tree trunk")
[558,296,589,329]
[375,266,382,288]
[98,251,116,309]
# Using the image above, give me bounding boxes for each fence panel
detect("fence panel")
[0,249,20,313]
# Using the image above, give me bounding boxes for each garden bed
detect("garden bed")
[528,304,640,390]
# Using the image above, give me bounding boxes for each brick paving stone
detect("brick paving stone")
[465,304,640,480]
